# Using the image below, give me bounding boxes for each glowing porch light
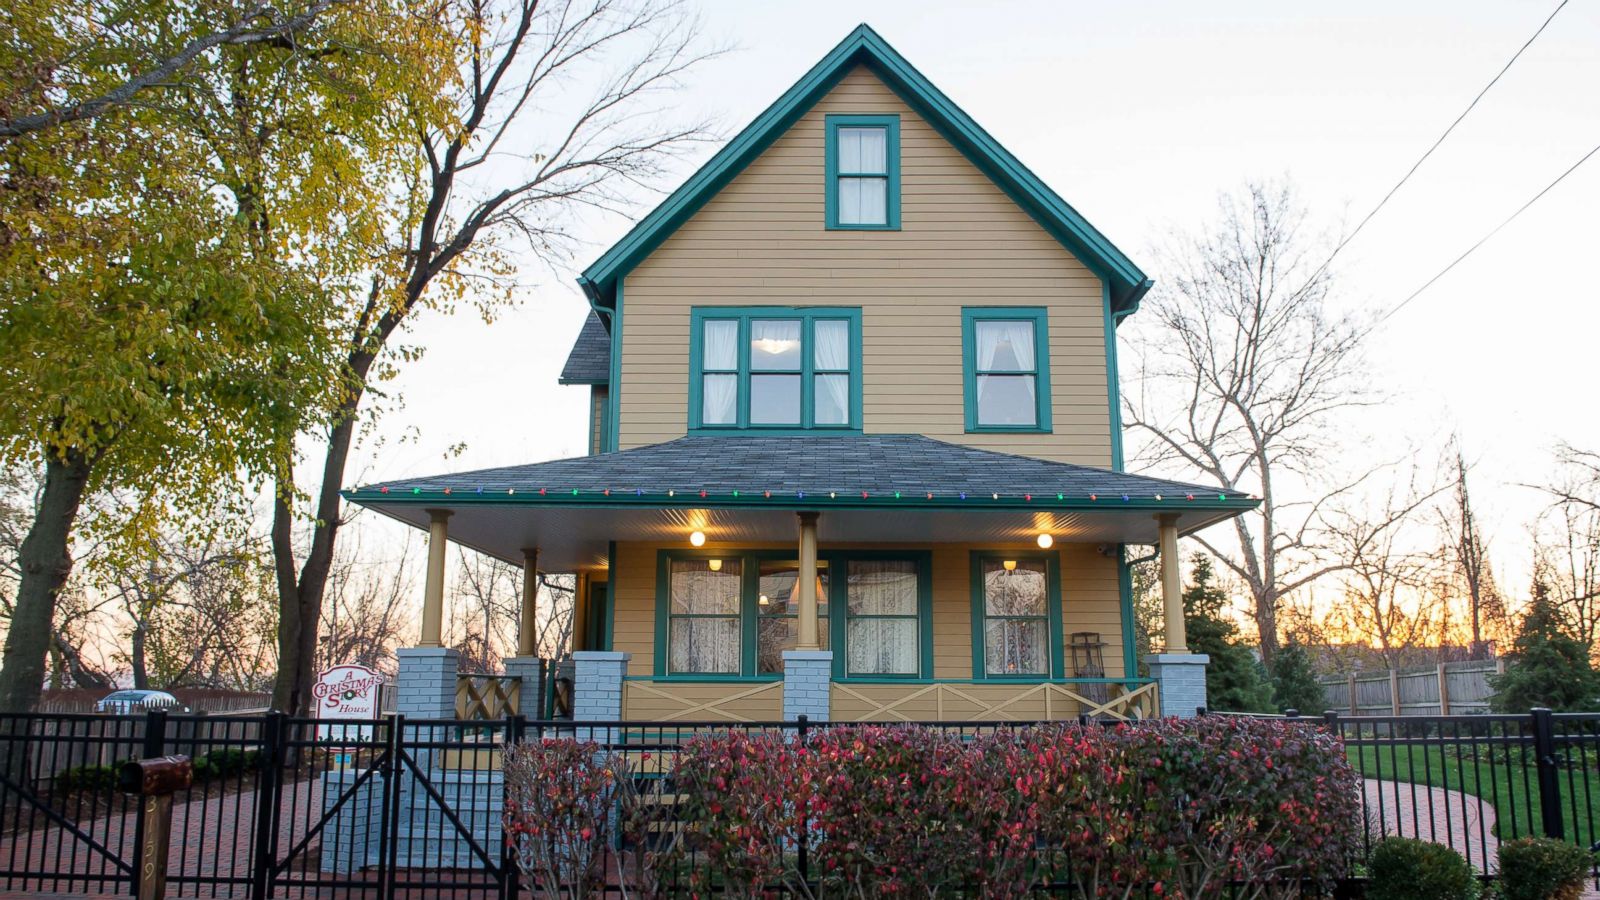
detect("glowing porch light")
[1036,533,1054,549]
[689,530,706,547]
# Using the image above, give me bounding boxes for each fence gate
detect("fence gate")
[0,713,142,894]
[268,715,393,898]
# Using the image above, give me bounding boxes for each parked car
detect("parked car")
[95,689,189,714]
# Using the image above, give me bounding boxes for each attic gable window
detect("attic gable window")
[825,115,900,230]
[690,307,862,432]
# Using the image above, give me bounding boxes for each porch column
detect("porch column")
[795,512,821,650]
[1158,514,1186,653]
[785,511,831,721]
[517,548,539,657]
[1145,512,1209,717]
[418,509,452,648]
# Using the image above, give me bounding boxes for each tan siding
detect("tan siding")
[618,66,1112,465]
[608,540,1126,720]
[588,386,608,456]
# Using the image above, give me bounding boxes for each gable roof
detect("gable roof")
[577,24,1152,321]
[559,311,611,385]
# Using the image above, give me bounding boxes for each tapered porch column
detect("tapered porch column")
[418,509,452,647]
[518,548,539,656]
[1158,514,1186,653]
[784,511,831,722]
[795,512,821,650]
[1144,512,1208,717]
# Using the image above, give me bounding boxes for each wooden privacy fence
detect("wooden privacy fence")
[1320,659,1504,716]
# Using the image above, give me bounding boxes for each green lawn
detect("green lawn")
[1348,741,1600,850]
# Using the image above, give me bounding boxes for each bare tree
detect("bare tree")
[317,527,418,676]
[1440,441,1505,656]
[1,1,350,140]
[1123,181,1374,667]
[450,548,575,674]
[271,0,716,713]
[1531,449,1600,654]
[1320,468,1460,667]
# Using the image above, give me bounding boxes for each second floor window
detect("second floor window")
[826,115,900,230]
[962,307,1052,433]
[691,307,861,431]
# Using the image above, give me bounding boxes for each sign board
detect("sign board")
[313,664,384,720]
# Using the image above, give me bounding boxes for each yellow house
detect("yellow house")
[345,25,1255,724]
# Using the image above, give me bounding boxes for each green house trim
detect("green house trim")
[653,548,933,680]
[575,24,1151,318]
[686,306,864,433]
[961,306,1053,434]
[824,114,901,230]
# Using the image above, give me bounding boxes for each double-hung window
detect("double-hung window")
[962,307,1052,432]
[660,551,928,679]
[972,553,1062,678]
[826,115,900,229]
[691,308,861,431]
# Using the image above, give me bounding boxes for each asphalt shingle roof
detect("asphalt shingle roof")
[350,434,1249,506]
[558,312,610,385]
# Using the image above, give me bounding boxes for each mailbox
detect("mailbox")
[118,755,193,796]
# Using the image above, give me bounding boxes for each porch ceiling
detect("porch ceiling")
[351,502,1245,570]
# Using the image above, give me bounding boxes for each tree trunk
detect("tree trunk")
[270,402,363,715]
[0,449,93,715]
[130,619,149,689]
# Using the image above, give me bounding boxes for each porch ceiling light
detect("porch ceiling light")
[1036,533,1054,549]
[689,530,706,547]
[708,558,722,572]
[1002,560,1018,572]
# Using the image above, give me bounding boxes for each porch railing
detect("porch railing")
[831,677,1159,722]
[622,677,784,722]
[454,674,520,720]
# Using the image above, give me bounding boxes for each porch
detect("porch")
[344,434,1256,723]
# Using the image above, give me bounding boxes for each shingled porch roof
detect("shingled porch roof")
[343,435,1255,568]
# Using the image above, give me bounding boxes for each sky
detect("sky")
[349,0,1600,612]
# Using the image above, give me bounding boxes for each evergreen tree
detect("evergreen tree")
[1271,640,1327,716]
[1491,578,1600,713]
[1184,555,1276,713]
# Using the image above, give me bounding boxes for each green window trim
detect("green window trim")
[653,549,932,680]
[824,114,901,231]
[961,306,1053,434]
[687,306,863,433]
[969,550,1065,680]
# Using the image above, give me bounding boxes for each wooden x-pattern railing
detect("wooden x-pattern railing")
[831,680,1159,723]
[623,679,783,722]
[455,674,521,720]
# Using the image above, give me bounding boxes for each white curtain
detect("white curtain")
[845,561,918,675]
[669,560,741,673]
[701,319,739,425]
[814,320,850,425]
[975,321,1035,372]
[703,319,738,369]
[839,127,886,173]
[838,178,887,226]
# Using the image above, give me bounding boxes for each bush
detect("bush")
[55,762,122,792]
[1498,837,1592,900]
[501,718,1363,897]
[1367,837,1479,900]
[502,738,630,898]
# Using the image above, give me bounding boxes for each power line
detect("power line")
[1311,0,1569,284]
[1375,139,1600,326]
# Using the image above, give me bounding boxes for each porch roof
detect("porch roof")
[342,435,1256,568]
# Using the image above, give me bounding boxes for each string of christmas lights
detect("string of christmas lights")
[370,485,1240,502]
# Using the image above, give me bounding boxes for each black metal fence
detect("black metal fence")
[0,708,1597,897]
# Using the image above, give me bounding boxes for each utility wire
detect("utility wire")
[1374,139,1600,326]
[1310,0,1569,286]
